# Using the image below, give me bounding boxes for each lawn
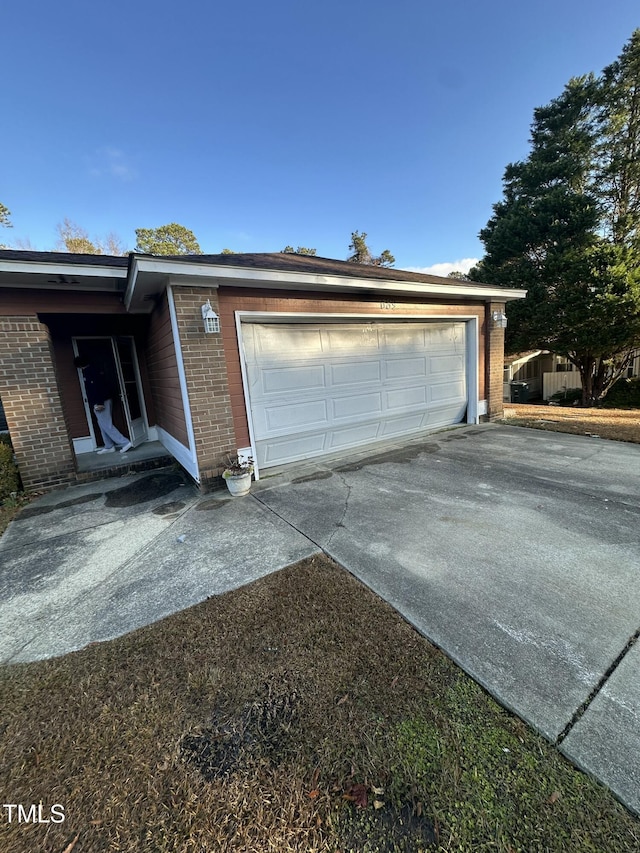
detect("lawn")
[1,555,638,853]
[501,403,640,444]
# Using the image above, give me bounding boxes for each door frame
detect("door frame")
[234,311,480,480]
[72,335,150,452]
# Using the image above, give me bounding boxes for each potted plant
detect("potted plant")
[221,453,254,497]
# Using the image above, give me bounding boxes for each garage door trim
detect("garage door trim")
[235,312,480,479]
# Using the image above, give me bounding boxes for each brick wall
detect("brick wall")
[146,292,189,446]
[0,316,76,491]
[486,302,506,420]
[171,288,237,486]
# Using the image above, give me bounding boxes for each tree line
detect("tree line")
[0,211,395,268]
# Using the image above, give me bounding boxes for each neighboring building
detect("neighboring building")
[0,250,525,492]
[504,349,640,401]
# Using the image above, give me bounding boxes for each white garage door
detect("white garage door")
[242,320,468,469]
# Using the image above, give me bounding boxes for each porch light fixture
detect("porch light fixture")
[201,300,220,334]
[492,310,508,329]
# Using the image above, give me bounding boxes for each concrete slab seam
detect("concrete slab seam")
[250,493,324,555]
[555,624,640,746]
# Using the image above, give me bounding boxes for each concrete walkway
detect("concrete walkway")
[1,424,639,815]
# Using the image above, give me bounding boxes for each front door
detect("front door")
[74,337,148,449]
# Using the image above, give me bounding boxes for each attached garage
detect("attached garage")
[0,249,526,492]
[240,318,474,470]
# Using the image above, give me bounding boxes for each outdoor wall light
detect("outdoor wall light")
[492,310,508,329]
[201,300,221,334]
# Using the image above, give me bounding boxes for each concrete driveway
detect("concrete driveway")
[1,423,639,814]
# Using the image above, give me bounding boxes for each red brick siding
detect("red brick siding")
[51,335,86,439]
[217,288,487,448]
[0,288,127,315]
[486,302,506,420]
[171,288,236,484]
[0,316,75,491]
[146,292,189,446]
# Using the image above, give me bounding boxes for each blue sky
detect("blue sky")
[2,1,639,273]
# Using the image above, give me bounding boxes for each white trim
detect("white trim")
[110,336,150,446]
[71,338,98,449]
[0,260,127,278]
[235,312,261,480]
[235,311,482,473]
[465,316,479,425]
[478,400,488,417]
[235,310,482,322]
[72,334,151,450]
[157,427,199,481]
[166,284,199,481]
[72,436,95,454]
[146,426,159,441]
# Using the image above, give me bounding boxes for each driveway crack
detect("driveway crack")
[326,473,352,547]
[556,625,640,745]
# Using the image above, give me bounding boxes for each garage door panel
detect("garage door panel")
[426,325,463,345]
[242,321,468,469]
[331,360,382,386]
[332,391,383,420]
[381,413,428,436]
[430,380,466,403]
[263,399,328,431]
[328,421,382,448]
[385,356,428,380]
[254,325,324,357]
[261,365,326,395]
[263,433,327,465]
[427,401,467,428]
[381,326,428,351]
[429,354,465,375]
[326,327,380,350]
[386,385,428,410]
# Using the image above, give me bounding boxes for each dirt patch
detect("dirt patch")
[181,684,301,780]
[502,403,640,444]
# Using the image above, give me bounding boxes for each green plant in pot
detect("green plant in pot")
[221,453,254,497]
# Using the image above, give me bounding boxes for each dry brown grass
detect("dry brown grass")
[502,403,640,444]
[1,556,639,852]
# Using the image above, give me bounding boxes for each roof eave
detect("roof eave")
[0,258,128,279]
[125,254,527,310]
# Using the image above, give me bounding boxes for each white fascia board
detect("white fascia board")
[0,260,127,278]
[126,256,527,304]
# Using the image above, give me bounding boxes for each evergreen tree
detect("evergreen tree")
[473,31,640,405]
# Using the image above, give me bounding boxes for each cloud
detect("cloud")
[88,147,137,181]
[402,257,480,277]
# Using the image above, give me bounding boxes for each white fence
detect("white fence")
[542,372,581,401]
